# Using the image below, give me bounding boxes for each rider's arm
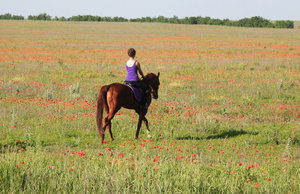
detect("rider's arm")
[136,61,145,79]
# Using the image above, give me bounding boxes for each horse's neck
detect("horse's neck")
[143,76,153,86]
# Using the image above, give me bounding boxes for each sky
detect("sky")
[1,0,300,20]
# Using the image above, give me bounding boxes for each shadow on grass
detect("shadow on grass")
[176,129,258,140]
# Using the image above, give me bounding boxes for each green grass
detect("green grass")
[0,20,299,193]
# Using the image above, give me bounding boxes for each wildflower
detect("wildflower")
[70,168,74,171]
[238,163,242,166]
[255,184,259,187]
[177,156,184,160]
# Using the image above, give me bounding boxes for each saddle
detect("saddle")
[124,81,149,103]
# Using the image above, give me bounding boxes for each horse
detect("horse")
[96,72,160,144]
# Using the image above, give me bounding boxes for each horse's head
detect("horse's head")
[144,72,160,99]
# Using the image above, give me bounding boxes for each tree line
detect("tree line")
[0,13,294,29]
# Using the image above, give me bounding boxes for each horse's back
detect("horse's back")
[108,83,129,91]
[104,83,136,108]
[103,82,132,96]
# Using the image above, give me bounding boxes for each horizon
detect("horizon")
[1,0,300,21]
[1,13,298,22]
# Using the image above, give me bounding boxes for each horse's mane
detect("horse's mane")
[143,73,157,84]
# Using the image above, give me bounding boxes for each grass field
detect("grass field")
[0,20,299,193]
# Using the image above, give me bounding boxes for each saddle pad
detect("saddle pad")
[124,84,142,102]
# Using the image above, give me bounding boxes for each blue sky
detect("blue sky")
[2,0,300,20]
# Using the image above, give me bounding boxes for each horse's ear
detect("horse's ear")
[157,72,160,77]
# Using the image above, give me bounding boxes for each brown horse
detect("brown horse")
[96,72,160,143]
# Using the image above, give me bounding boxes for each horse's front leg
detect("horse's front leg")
[135,115,144,139]
[143,117,151,139]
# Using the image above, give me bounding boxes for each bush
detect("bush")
[28,13,51,21]
[0,13,24,20]
[274,20,294,28]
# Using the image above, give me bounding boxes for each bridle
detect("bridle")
[148,85,157,98]
[143,74,159,99]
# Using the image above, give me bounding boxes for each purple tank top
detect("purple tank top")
[125,61,139,81]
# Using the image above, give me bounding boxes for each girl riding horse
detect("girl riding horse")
[96,48,160,143]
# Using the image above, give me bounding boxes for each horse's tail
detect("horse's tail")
[96,85,110,139]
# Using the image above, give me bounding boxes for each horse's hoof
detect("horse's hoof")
[110,138,114,141]
[147,134,152,139]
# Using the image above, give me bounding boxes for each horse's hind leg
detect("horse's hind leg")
[143,117,152,139]
[103,106,120,142]
[100,102,110,143]
[108,121,114,141]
